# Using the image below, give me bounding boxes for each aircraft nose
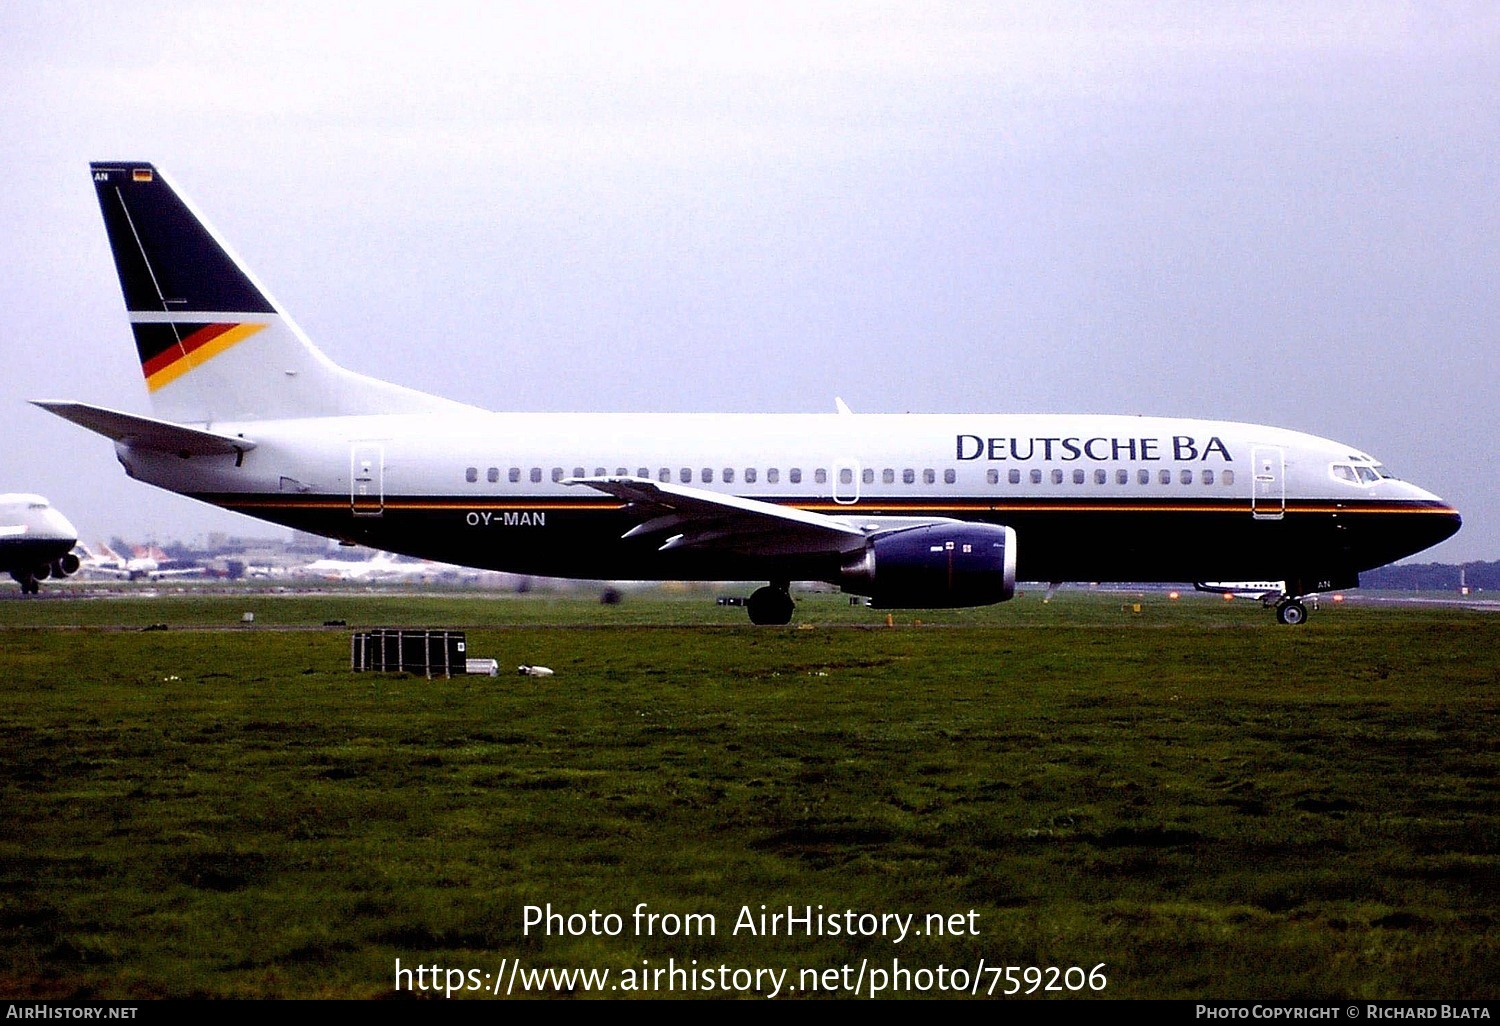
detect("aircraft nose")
[1431,506,1462,547]
[1399,492,1462,554]
[43,508,79,543]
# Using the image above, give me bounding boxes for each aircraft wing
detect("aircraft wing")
[32,402,256,457]
[564,477,870,557]
[146,567,205,579]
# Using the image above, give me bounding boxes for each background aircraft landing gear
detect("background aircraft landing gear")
[747,583,795,625]
[1275,598,1308,625]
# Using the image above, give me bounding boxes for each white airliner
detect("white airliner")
[299,550,464,582]
[76,541,201,581]
[1,494,80,594]
[37,163,1461,625]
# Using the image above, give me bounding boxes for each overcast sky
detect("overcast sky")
[1,1,1494,563]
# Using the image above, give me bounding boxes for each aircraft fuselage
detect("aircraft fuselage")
[114,411,1459,593]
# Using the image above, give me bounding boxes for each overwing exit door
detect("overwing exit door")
[833,459,861,505]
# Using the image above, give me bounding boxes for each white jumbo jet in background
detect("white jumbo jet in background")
[37,162,1461,624]
[0,494,80,594]
[75,541,201,582]
[298,550,462,582]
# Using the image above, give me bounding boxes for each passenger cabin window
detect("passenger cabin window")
[1094,469,1107,485]
[1073,469,1085,484]
[701,468,713,483]
[637,467,649,478]
[839,468,853,485]
[487,467,499,483]
[883,469,895,484]
[510,468,521,483]
[1203,469,1215,485]
[746,468,757,483]
[944,469,956,484]
[1031,469,1042,485]
[1009,469,1021,485]
[789,469,802,484]
[862,468,873,484]
[1223,470,1234,485]
[552,468,564,483]
[1052,469,1063,485]
[1180,469,1193,485]
[903,469,915,484]
[1159,470,1171,485]
[986,469,999,485]
[923,469,935,485]
[815,469,827,485]
[767,468,779,484]
[465,467,478,483]
[572,467,585,478]
[1138,469,1150,485]
[723,468,735,483]
[659,468,671,483]
[679,468,692,483]
[531,468,543,483]
[594,467,606,477]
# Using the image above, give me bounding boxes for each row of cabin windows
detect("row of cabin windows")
[463,466,962,486]
[984,467,1236,486]
[464,465,1236,487]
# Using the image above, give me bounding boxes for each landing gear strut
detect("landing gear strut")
[747,582,795,625]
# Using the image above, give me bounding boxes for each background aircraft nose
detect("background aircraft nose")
[42,507,79,543]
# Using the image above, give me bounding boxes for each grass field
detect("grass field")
[0,588,1495,1000]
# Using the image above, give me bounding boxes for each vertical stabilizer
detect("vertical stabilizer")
[89,162,476,424]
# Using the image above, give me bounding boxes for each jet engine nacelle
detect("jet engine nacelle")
[54,552,81,577]
[840,523,1017,608]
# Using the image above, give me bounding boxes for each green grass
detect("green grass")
[0,590,1495,999]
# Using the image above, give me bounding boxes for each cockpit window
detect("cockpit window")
[1332,463,1390,486]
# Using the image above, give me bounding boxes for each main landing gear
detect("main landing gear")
[746,582,795,625]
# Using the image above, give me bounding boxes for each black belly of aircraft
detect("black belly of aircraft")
[2,538,77,576]
[197,492,1461,590]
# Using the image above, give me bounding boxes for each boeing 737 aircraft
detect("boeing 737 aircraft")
[38,163,1461,624]
[1,494,80,594]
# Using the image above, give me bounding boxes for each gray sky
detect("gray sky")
[1,1,1494,563]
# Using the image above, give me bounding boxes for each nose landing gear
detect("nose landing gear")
[1274,598,1308,625]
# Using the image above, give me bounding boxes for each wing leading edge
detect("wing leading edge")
[564,476,870,557]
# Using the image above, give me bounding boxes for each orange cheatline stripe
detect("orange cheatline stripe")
[213,496,1456,516]
[144,322,267,392]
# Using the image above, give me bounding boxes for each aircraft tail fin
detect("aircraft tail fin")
[88,162,477,424]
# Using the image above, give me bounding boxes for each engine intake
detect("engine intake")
[840,523,1016,608]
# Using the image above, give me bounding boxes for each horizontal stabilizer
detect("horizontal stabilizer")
[32,401,256,457]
